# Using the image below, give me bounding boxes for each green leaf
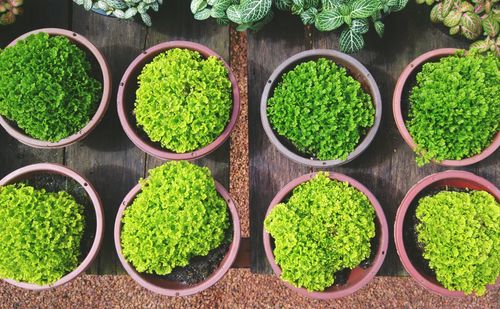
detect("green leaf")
[460,12,482,40]
[232,0,272,23]
[194,8,212,20]
[351,18,369,34]
[374,20,384,37]
[190,0,207,14]
[315,8,344,31]
[482,15,499,38]
[300,7,318,25]
[350,0,379,19]
[339,28,365,53]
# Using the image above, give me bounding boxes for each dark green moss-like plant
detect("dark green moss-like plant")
[267,58,375,161]
[134,48,232,153]
[264,172,376,291]
[416,190,500,295]
[121,161,230,275]
[0,33,102,142]
[407,51,500,166]
[0,184,85,285]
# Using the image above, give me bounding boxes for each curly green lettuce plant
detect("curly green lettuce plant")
[134,48,232,153]
[73,0,164,26]
[0,33,102,142]
[0,184,85,285]
[418,0,499,56]
[0,0,23,25]
[264,172,375,291]
[267,58,375,161]
[407,51,500,166]
[121,161,230,275]
[416,190,500,295]
[190,0,408,53]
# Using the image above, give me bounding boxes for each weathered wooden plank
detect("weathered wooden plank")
[248,13,312,273]
[67,5,147,274]
[144,0,230,189]
[248,3,499,275]
[0,0,69,177]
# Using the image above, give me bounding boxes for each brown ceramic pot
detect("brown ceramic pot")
[392,48,500,166]
[394,170,500,297]
[263,172,388,299]
[0,28,112,149]
[117,41,240,161]
[0,163,104,290]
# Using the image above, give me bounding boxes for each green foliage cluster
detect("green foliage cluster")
[407,51,500,166]
[121,161,230,275]
[190,0,408,53]
[134,48,232,153]
[264,172,376,291]
[418,0,499,57]
[0,184,85,285]
[267,58,375,161]
[0,33,102,142]
[416,190,500,295]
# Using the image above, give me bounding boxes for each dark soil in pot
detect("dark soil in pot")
[15,172,96,269]
[157,219,233,285]
[404,186,472,281]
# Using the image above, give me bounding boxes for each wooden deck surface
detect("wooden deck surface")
[1,0,498,276]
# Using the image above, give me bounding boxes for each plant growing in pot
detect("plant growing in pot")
[0,0,23,25]
[395,170,500,297]
[73,0,164,26]
[393,49,500,166]
[261,49,381,167]
[0,28,111,148]
[0,163,104,290]
[263,172,388,299]
[117,41,240,161]
[115,161,241,296]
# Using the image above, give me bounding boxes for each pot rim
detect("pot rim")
[392,48,500,167]
[262,172,389,300]
[117,40,240,161]
[0,28,112,149]
[260,49,382,167]
[0,163,105,290]
[114,177,241,296]
[394,170,500,297]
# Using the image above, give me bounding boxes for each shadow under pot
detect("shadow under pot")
[0,163,104,290]
[260,49,382,167]
[392,48,500,167]
[263,172,388,300]
[0,28,112,149]
[394,170,500,297]
[114,162,241,296]
[117,41,240,161]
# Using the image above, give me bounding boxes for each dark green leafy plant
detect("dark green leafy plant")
[417,0,499,57]
[134,48,232,153]
[190,0,409,53]
[0,184,85,285]
[121,161,230,275]
[264,172,376,291]
[407,51,500,166]
[267,58,375,161]
[0,33,102,142]
[416,190,500,295]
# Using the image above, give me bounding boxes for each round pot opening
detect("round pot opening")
[0,163,104,290]
[260,49,382,167]
[0,28,112,149]
[114,180,241,296]
[117,41,240,161]
[263,172,388,300]
[395,170,500,297]
[393,48,500,166]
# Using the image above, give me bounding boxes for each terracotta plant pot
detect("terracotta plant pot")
[117,41,240,161]
[392,48,500,166]
[394,170,500,297]
[260,49,382,167]
[0,28,112,149]
[0,163,104,290]
[263,172,388,299]
[114,179,241,296]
